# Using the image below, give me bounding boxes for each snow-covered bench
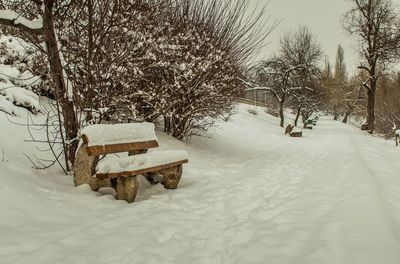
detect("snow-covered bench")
[73,123,188,203]
[396,129,400,147]
[285,124,303,137]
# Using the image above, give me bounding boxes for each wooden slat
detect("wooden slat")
[85,140,159,156]
[95,159,189,180]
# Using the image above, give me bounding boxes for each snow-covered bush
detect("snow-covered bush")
[56,0,270,139]
[375,73,400,138]
[0,35,42,115]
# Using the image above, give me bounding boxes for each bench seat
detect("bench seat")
[95,150,188,180]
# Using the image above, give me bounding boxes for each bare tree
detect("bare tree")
[344,0,400,133]
[250,26,322,127]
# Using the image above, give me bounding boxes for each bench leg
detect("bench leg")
[73,143,100,190]
[114,176,138,203]
[161,165,183,190]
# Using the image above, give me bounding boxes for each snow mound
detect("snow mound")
[96,150,188,175]
[81,122,158,146]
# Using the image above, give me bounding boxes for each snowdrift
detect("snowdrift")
[1,104,400,264]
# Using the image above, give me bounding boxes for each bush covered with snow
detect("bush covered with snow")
[0,35,42,116]
[54,0,266,139]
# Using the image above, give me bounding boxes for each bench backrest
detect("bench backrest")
[81,123,159,156]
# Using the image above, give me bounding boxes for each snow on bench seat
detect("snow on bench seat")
[95,150,189,180]
[292,127,302,133]
[81,123,159,156]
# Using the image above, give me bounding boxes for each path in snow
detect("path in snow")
[1,105,400,264]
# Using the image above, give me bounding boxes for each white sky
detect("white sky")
[248,0,400,73]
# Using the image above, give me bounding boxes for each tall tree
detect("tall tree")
[344,0,400,133]
[334,45,346,82]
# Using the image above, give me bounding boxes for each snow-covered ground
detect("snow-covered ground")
[1,104,400,264]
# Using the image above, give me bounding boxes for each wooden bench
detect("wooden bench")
[285,124,303,137]
[73,123,188,203]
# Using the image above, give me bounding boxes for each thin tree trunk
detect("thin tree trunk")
[363,87,376,134]
[333,107,339,121]
[342,111,350,124]
[294,105,301,127]
[43,1,78,170]
[279,99,285,128]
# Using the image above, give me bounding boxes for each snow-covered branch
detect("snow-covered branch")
[0,10,43,35]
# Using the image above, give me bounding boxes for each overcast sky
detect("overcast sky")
[248,0,400,73]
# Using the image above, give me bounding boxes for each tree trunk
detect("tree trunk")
[279,99,285,128]
[294,105,301,127]
[164,116,171,133]
[43,1,78,170]
[333,108,339,121]
[342,111,350,124]
[363,87,376,134]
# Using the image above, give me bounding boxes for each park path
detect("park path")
[2,107,400,264]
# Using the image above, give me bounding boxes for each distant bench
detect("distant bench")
[73,123,188,203]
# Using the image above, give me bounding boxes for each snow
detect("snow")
[2,104,400,263]
[0,10,43,30]
[0,95,18,115]
[0,35,36,62]
[96,150,188,175]
[1,86,41,114]
[81,122,158,147]
[396,129,400,136]
[14,70,41,88]
[291,126,302,133]
[0,36,42,116]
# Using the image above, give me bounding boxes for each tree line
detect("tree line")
[246,0,400,139]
